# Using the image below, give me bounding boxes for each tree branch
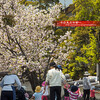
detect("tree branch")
[15,38,28,62]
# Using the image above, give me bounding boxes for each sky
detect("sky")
[59,0,73,7]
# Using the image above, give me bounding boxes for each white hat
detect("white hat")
[84,71,90,76]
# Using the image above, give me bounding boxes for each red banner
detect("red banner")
[55,21,100,27]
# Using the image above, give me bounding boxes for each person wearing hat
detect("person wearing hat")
[57,65,66,100]
[0,69,21,100]
[57,65,63,70]
[83,71,91,100]
[41,81,49,100]
[57,65,66,83]
[45,62,66,100]
[30,86,45,100]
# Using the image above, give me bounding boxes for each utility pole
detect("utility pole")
[97,35,100,82]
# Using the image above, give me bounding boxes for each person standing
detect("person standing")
[41,81,49,100]
[57,65,66,83]
[45,62,66,100]
[64,85,82,100]
[90,86,100,100]
[64,84,70,100]
[57,65,66,100]
[29,86,45,100]
[0,70,21,100]
[83,71,91,100]
[90,86,96,100]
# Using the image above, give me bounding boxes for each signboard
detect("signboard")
[55,21,100,27]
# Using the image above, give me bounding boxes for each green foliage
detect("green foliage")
[57,13,69,21]
[74,33,97,77]
[72,27,91,47]
[81,33,97,63]
[73,0,100,21]
[75,56,88,64]
[75,33,97,63]
[73,0,94,20]
[64,62,85,79]
[62,0,100,79]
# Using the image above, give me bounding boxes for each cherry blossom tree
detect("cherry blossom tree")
[0,0,72,91]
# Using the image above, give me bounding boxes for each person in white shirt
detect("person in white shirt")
[45,62,66,100]
[0,71,21,100]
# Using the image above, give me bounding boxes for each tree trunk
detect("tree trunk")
[29,71,39,92]
[22,67,39,92]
